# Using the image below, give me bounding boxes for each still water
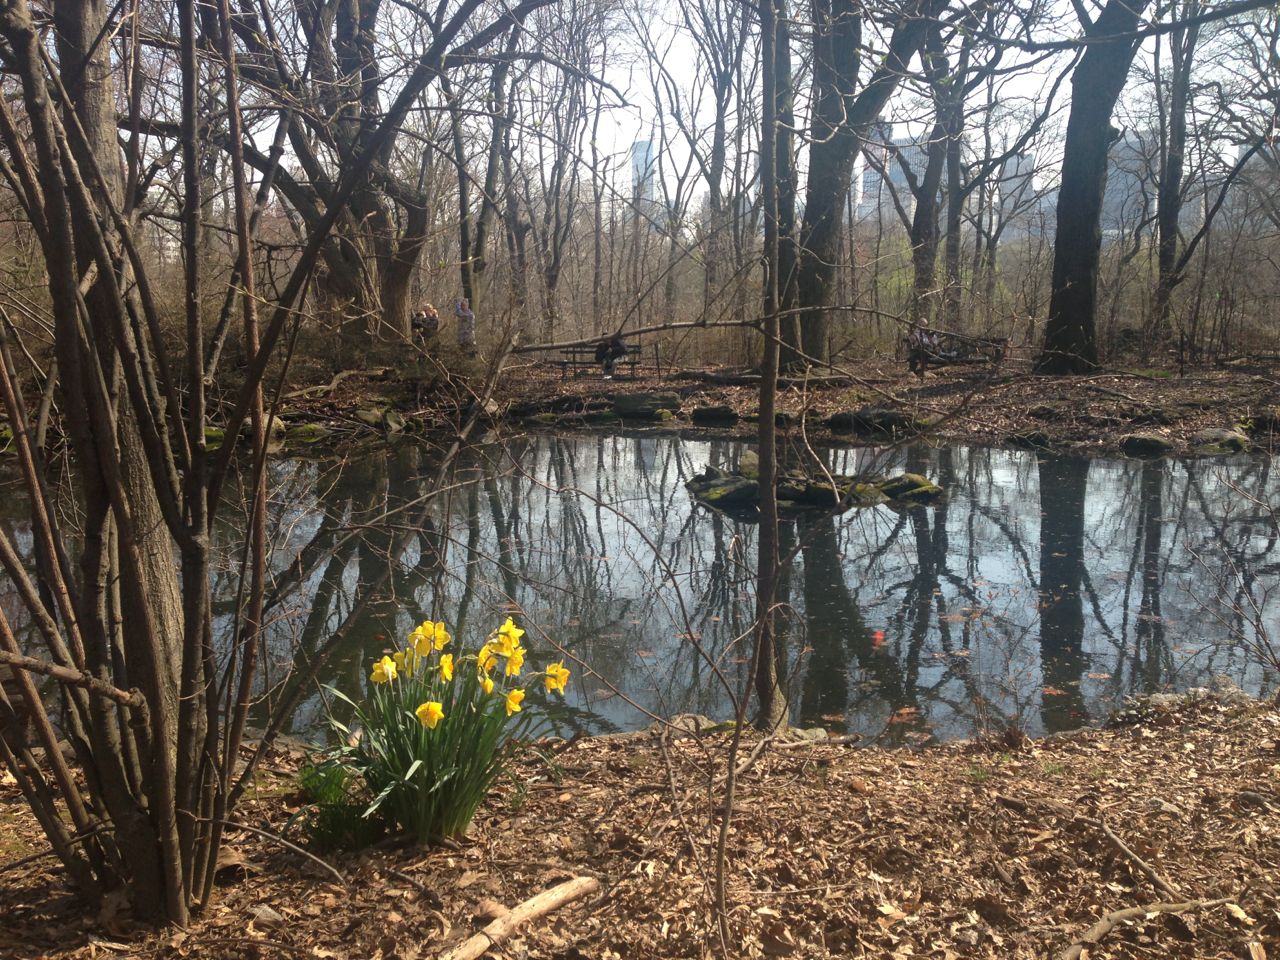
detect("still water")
[5,433,1277,744]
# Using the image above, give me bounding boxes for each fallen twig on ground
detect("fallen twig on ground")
[1057,897,1233,960]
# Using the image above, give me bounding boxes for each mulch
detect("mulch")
[2,694,1277,959]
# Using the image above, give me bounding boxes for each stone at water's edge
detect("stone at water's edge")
[612,392,681,419]
[1189,427,1249,456]
[826,406,915,437]
[1120,431,1175,456]
[691,404,739,424]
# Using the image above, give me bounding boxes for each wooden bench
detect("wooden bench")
[558,341,642,379]
[905,330,1008,376]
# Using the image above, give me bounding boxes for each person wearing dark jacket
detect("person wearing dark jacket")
[594,335,627,378]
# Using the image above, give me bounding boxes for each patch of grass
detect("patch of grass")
[966,765,991,784]
[1039,760,1068,777]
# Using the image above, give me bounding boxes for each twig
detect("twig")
[437,876,600,960]
[201,818,346,887]
[1057,897,1232,960]
[1097,818,1181,899]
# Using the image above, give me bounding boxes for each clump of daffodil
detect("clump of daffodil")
[320,616,571,845]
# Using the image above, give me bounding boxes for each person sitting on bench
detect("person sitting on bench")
[595,335,628,379]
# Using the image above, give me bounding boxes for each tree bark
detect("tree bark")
[1036,0,1152,374]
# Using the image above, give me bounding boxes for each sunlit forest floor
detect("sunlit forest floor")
[2,693,1277,958]
[275,354,1280,459]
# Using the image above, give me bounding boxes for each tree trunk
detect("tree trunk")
[1036,0,1151,374]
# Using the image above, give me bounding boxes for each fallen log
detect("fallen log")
[438,875,600,960]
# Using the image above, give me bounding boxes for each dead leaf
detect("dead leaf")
[1225,903,1256,925]
[761,919,799,956]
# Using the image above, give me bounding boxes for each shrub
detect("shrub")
[323,617,570,843]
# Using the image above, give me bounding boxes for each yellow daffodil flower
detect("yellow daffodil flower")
[409,619,451,655]
[478,644,499,674]
[504,688,525,717]
[494,617,524,655]
[370,655,398,684]
[544,661,571,696]
[481,674,495,695]
[439,653,454,682]
[505,645,526,677]
[393,648,420,677]
[409,621,433,656]
[415,701,445,729]
[430,621,451,650]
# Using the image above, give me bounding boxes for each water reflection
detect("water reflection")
[4,435,1276,743]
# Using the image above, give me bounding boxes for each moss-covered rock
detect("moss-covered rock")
[0,423,13,452]
[354,406,385,427]
[204,426,225,450]
[1190,427,1249,456]
[875,473,943,504]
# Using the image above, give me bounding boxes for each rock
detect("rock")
[203,426,226,450]
[691,404,739,425]
[654,408,675,422]
[774,411,798,428]
[776,477,844,509]
[1249,405,1280,433]
[652,713,715,737]
[738,450,759,478]
[1129,407,1174,426]
[1120,431,1174,456]
[286,423,332,444]
[580,410,620,425]
[250,905,286,929]
[825,406,914,437]
[383,410,406,433]
[785,726,829,742]
[613,392,681,419]
[0,423,12,451]
[692,477,758,509]
[875,472,944,504]
[354,406,385,427]
[1190,427,1249,455]
[529,412,559,425]
[1028,404,1057,421]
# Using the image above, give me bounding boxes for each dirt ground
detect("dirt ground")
[2,692,1277,959]
[272,354,1280,458]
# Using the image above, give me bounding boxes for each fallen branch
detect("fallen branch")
[438,875,600,960]
[1057,897,1232,960]
[283,367,391,400]
[1097,818,1180,899]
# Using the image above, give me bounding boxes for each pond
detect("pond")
[4,432,1277,745]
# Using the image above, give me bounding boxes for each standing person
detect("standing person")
[594,334,627,379]
[411,303,439,348]
[455,298,476,354]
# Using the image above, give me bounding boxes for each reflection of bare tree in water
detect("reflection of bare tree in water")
[1037,456,1090,733]
[1127,462,1170,691]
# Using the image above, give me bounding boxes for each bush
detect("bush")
[323,617,570,843]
